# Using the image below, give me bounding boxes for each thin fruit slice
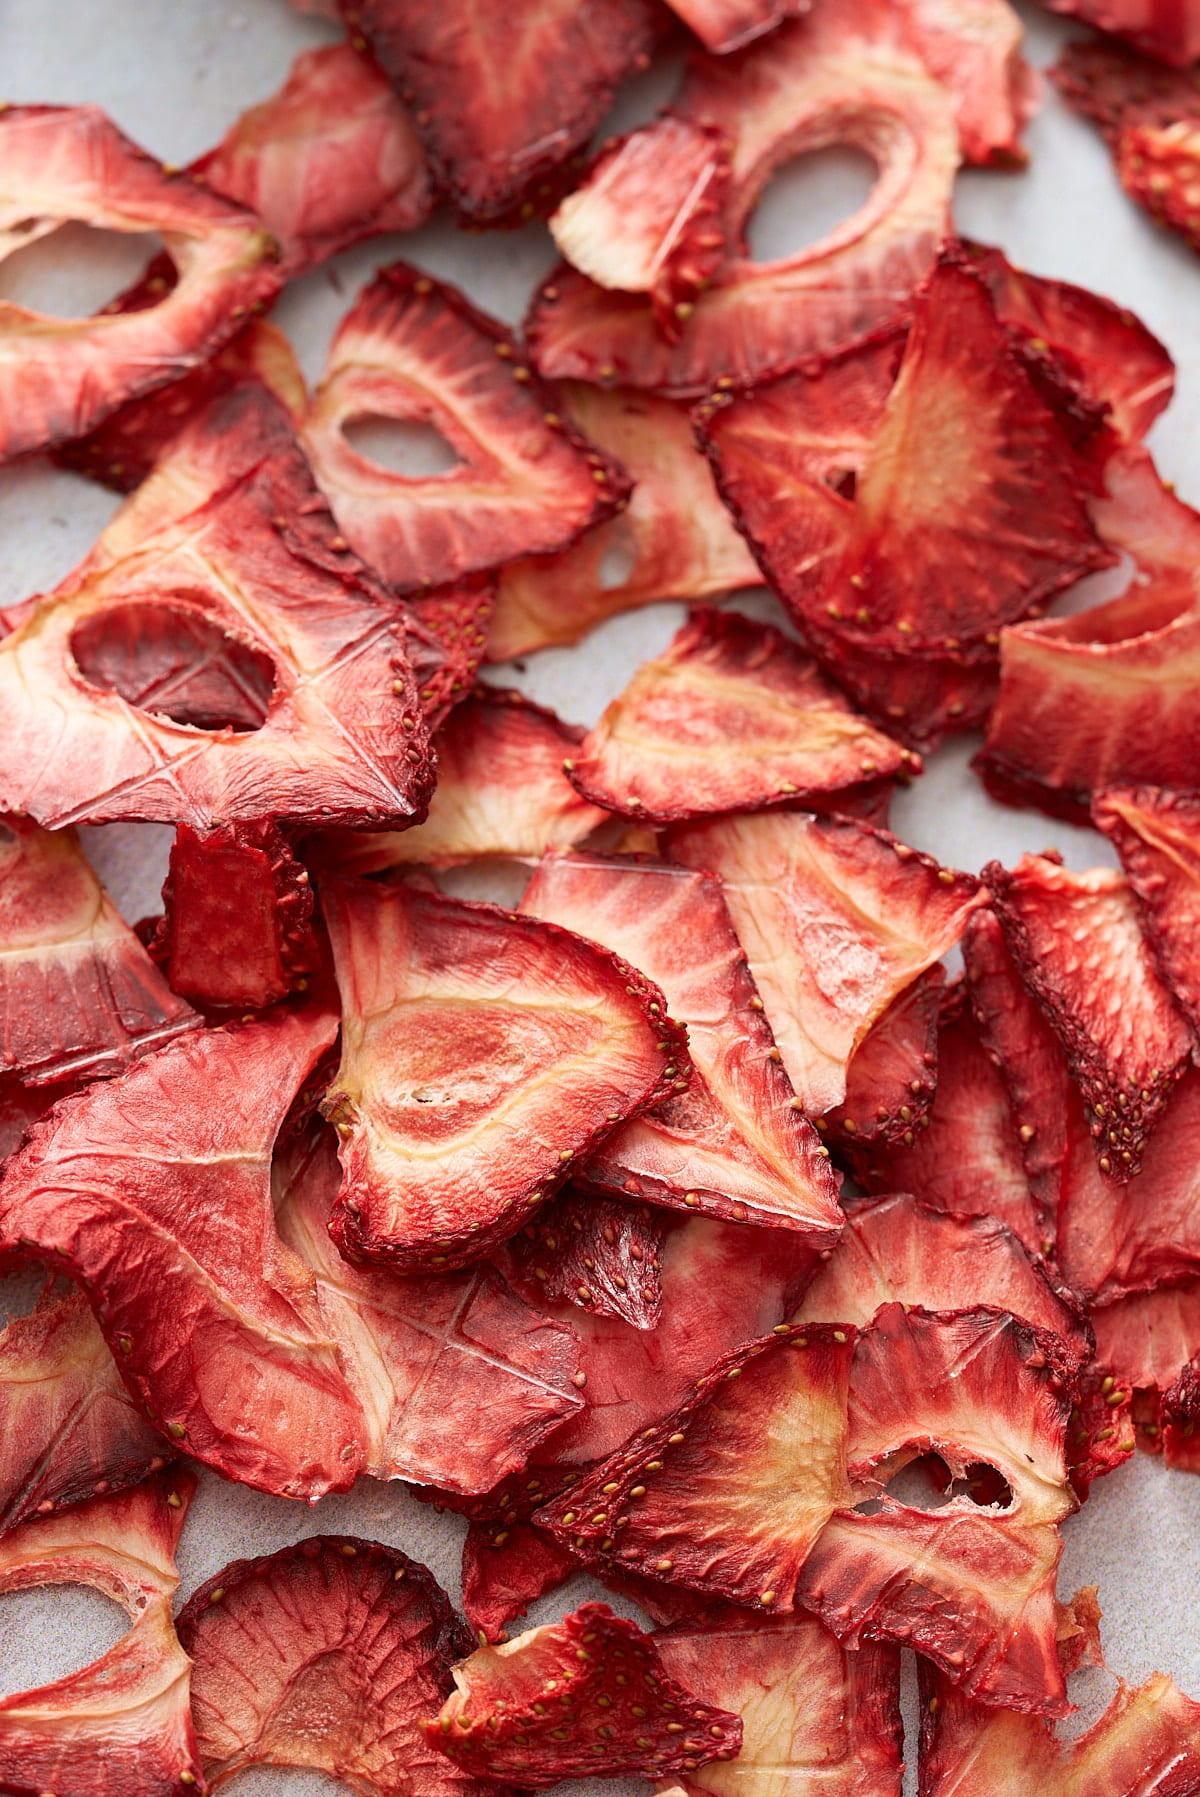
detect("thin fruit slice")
[303,263,630,593]
[0,1006,370,1498]
[321,877,686,1272]
[0,104,279,463]
[826,964,942,1147]
[507,1186,666,1329]
[667,810,982,1114]
[1090,1285,1200,1429]
[663,0,807,52]
[461,1521,581,1645]
[1094,785,1200,1040]
[180,1537,484,1794]
[0,1472,202,1793]
[897,0,1038,167]
[985,854,1192,1178]
[519,851,844,1240]
[565,609,915,822]
[404,577,497,731]
[1045,0,1200,68]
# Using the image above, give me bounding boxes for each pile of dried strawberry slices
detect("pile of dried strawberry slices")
[4,0,1200,1790]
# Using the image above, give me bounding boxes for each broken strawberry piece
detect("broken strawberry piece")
[1090,1284,1200,1423]
[897,0,1038,167]
[663,0,806,51]
[1162,1355,1200,1472]
[0,1473,202,1793]
[507,1186,666,1329]
[519,851,843,1240]
[1094,785,1200,1040]
[426,1600,743,1786]
[826,965,942,1148]
[985,854,1191,1178]
[462,1520,582,1645]
[1046,0,1200,68]
[565,609,916,823]
[181,1537,482,1794]
[321,877,686,1273]
[668,810,981,1115]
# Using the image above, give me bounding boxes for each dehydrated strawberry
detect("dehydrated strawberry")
[1066,1366,1137,1494]
[425,1600,743,1786]
[404,578,497,731]
[985,854,1192,1177]
[519,851,843,1240]
[507,1187,666,1329]
[0,105,280,463]
[1094,785,1200,1040]
[1045,0,1200,68]
[826,965,942,1148]
[0,1472,202,1794]
[321,877,686,1273]
[180,1537,482,1794]
[462,1520,582,1645]
[812,631,1003,752]
[1162,1356,1200,1472]
[1090,1285,1200,1434]
[663,0,806,51]
[897,0,1038,167]
[667,810,982,1115]
[565,609,916,822]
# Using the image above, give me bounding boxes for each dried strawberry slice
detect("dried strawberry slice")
[1046,0,1200,68]
[565,609,916,822]
[425,1601,743,1786]
[461,1522,581,1645]
[403,579,497,731]
[897,0,1038,167]
[0,1472,202,1793]
[302,264,630,595]
[1162,1356,1200,1472]
[0,1006,370,1498]
[519,851,843,1240]
[321,877,686,1273]
[507,1187,666,1329]
[1094,786,1200,1040]
[667,810,982,1115]
[488,387,760,661]
[826,965,942,1148]
[663,0,806,51]
[180,1537,482,1794]
[0,105,280,463]
[1089,1285,1200,1436]
[985,854,1192,1178]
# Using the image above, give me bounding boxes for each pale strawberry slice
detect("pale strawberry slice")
[426,1602,742,1787]
[0,1006,371,1498]
[321,877,686,1272]
[825,965,942,1148]
[302,264,630,594]
[794,1305,1078,1714]
[985,854,1192,1178]
[180,1538,484,1794]
[338,0,663,224]
[0,384,434,829]
[1094,786,1200,1040]
[1046,0,1200,68]
[667,811,982,1115]
[518,851,844,1240]
[404,578,497,731]
[313,687,607,872]
[565,609,916,822]
[663,0,806,51]
[507,1186,666,1329]
[652,1612,903,1797]
[462,1519,581,1644]
[0,1473,202,1793]
[488,386,760,661]
[897,0,1038,166]
[0,105,280,463]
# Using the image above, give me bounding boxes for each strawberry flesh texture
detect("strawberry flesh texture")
[1090,1284,1200,1443]
[462,1519,582,1645]
[662,0,807,52]
[1094,784,1200,1041]
[1046,0,1200,69]
[896,0,1037,168]
[180,1537,485,1795]
[507,1186,666,1329]
[826,963,942,1148]
[404,579,497,730]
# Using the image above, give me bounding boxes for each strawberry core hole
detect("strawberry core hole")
[745,146,877,263]
[0,222,165,318]
[0,1584,129,1696]
[342,414,461,479]
[71,601,276,732]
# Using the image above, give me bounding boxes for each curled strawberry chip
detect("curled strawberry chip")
[461,1520,582,1646]
[1045,0,1200,68]
[825,964,942,1148]
[426,1600,743,1786]
[507,1186,666,1329]
[180,1537,483,1794]
[1094,785,1200,1040]
[0,1472,202,1794]
[321,877,687,1273]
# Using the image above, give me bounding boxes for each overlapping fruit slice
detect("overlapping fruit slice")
[663,0,806,52]
[1089,1284,1200,1449]
[1045,0,1200,69]
[519,851,844,1239]
[320,877,686,1272]
[506,1186,666,1329]
[461,1518,582,1644]
[897,0,1038,166]
[0,104,280,463]
[1094,785,1200,1040]
[823,963,942,1147]
[403,578,497,731]
[0,1473,202,1793]
[668,810,981,1114]
[180,1537,484,1794]
[0,383,434,828]
[425,1601,743,1787]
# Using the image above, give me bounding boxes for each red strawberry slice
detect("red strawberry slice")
[1046,0,1200,68]
[667,810,982,1115]
[662,0,806,51]
[985,854,1192,1178]
[403,578,497,731]
[518,851,843,1240]
[321,877,687,1273]
[1090,1285,1200,1432]
[425,1601,742,1787]
[897,0,1038,166]
[1094,785,1200,1040]
[0,1473,202,1794]
[826,964,943,1148]
[302,264,630,594]
[507,1186,666,1329]
[565,609,916,823]
[338,0,664,225]
[462,1519,582,1645]
[488,386,760,661]
[180,1538,484,1795]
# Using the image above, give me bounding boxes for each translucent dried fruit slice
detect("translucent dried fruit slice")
[652,1612,903,1797]
[794,1305,1078,1715]
[313,687,607,872]
[519,851,844,1239]
[0,814,197,1082]
[321,877,685,1272]
[0,1473,202,1793]
[663,0,807,51]
[0,1006,370,1498]
[826,964,942,1147]
[985,854,1192,1177]
[566,609,915,822]
[897,0,1037,167]
[0,105,280,463]
[1046,0,1200,68]
[303,264,630,594]
[426,1601,743,1786]
[667,811,982,1115]
[0,384,434,829]
[537,1324,855,1607]
[462,1519,581,1645]
[340,0,663,224]
[488,388,760,661]
[180,1537,482,1794]
[1094,785,1200,1040]
[507,1186,666,1329]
